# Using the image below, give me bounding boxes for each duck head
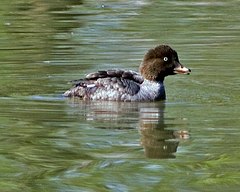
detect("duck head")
[140,45,191,82]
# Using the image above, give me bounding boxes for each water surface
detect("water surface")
[0,0,239,191]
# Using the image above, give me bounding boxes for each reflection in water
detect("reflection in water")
[65,99,189,159]
[140,106,179,159]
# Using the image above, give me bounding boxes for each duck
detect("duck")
[63,45,191,101]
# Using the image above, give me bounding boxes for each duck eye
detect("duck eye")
[163,57,168,62]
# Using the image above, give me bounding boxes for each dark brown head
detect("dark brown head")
[140,45,191,82]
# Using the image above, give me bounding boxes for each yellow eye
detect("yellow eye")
[163,57,168,62]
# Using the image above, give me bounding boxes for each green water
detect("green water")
[0,0,239,191]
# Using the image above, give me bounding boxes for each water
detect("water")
[0,0,239,191]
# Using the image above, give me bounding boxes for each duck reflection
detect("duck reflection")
[140,104,178,159]
[65,99,189,159]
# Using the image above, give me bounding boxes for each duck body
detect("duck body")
[64,69,166,101]
[64,45,191,101]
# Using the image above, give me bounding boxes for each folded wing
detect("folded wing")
[63,69,144,100]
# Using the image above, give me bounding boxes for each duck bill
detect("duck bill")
[174,63,191,75]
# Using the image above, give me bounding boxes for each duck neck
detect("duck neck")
[156,76,165,83]
[143,79,166,100]
[156,80,166,100]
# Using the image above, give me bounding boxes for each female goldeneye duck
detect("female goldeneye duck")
[64,45,191,101]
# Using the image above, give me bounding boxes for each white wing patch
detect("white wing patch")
[86,84,96,88]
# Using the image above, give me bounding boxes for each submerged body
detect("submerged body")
[64,45,191,101]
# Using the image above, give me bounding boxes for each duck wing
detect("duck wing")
[64,69,144,100]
